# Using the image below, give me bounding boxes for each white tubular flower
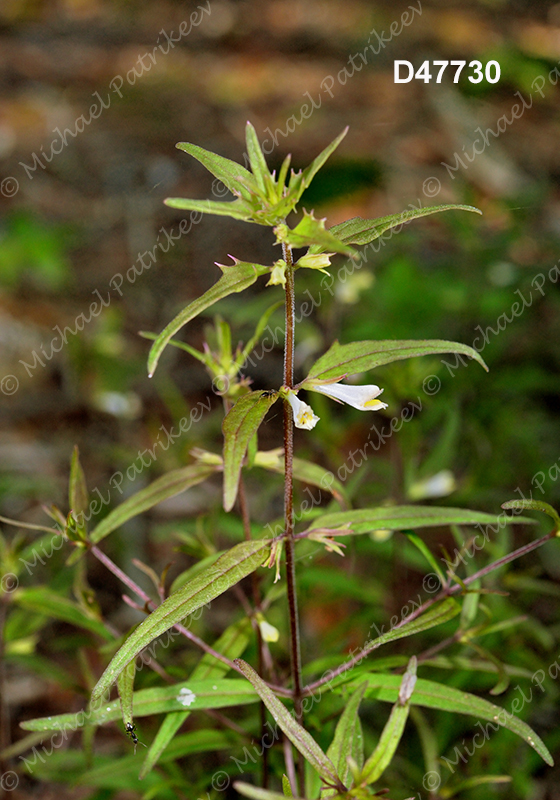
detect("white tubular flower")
[310,382,388,411]
[285,390,320,430]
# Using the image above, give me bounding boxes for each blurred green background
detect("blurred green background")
[1,1,560,798]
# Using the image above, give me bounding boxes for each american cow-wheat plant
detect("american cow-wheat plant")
[11,124,560,799]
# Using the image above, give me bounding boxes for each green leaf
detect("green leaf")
[13,587,112,641]
[282,774,294,796]
[364,599,460,652]
[117,661,135,728]
[147,259,270,377]
[277,154,291,192]
[139,330,209,366]
[276,211,357,257]
[235,659,340,787]
[164,196,254,220]
[90,539,270,702]
[69,446,88,518]
[140,618,251,778]
[326,682,367,787]
[442,775,512,797]
[360,658,417,785]
[73,731,233,790]
[341,674,553,767]
[289,127,349,205]
[222,391,280,511]
[174,140,257,198]
[235,784,305,800]
[302,339,488,384]
[502,499,560,531]
[308,505,533,536]
[90,464,217,545]
[21,679,258,732]
[404,532,447,585]
[245,121,273,196]
[0,514,60,536]
[410,707,440,793]
[329,204,481,246]
[169,551,224,594]
[253,449,348,507]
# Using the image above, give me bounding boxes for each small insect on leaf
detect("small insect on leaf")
[125,722,147,754]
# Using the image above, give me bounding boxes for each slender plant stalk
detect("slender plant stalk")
[282,240,305,794]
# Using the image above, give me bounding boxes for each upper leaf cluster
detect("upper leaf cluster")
[165,122,349,227]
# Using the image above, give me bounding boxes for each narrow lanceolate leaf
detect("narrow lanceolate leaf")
[329,204,481,246]
[326,683,367,788]
[117,661,135,727]
[308,505,533,536]
[359,659,417,786]
[289,127,349,205]
[405,532,447,586]
[90,465,217,545]
[235,784,306,800]
[363,599,460,654]
[21,679,258,731]
[140,619,251,779]
[245,121,273,196]
[276,212,357,257]
[282,774,294,797]
[147,260,270,377]
[302,339,488,384]
[253,449,348,507]
[13,587,112,641]
[222,391,280,512]
[174,141,257,198]
[90,540,270,702]
[341,674,553,767]
[69,446,88,518]
[164,197,253,220]
[76,731,233,788]
[235,659,340,787]
[502,499,560,530]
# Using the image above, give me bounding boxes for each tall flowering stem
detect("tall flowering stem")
[282,240,304,745]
